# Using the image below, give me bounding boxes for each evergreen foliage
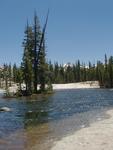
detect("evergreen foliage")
[21,11,52,95]
[1,54,113,91]
[21,22,34,95]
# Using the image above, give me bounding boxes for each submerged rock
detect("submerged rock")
[0,107,11,112]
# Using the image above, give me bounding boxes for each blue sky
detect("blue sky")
[0,0,113,65]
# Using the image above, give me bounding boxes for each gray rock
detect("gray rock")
[0,107,11,112]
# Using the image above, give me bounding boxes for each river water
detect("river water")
[0,89,113,150]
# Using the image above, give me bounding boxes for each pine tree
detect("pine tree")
[33,12,42,93]
[80,63,87,81]
[48,60,54,83]
[21,22,34,95]
[54,62,60,83]
[103,54,109,87]
[96,61,104,87]
[8,63,12,87]
[37,38,47,91]
[13,63,18,83]
[76,60,80,82]
[37,11,49,92]
[59,65,65,83]
[108,56,113,88]
[3,64,8,90]
[65,64,74,83]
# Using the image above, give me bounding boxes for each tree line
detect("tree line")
[1,54,113,90]
[48,54,113,88]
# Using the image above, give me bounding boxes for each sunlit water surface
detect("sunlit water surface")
[0,89,113,150]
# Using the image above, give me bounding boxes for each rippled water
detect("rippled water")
[0,89,113,150]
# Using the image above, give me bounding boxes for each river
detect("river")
[0,89,113,150]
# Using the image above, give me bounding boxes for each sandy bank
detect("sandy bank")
[0,81,100,94]
[53,81,100,90]
[51,109,113,150]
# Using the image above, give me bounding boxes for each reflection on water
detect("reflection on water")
[0,89,113,150]
[24,110,48,127]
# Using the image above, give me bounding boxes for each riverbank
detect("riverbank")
[52,81,100,90]
[51,109,113,150]
[0,81,100,94]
